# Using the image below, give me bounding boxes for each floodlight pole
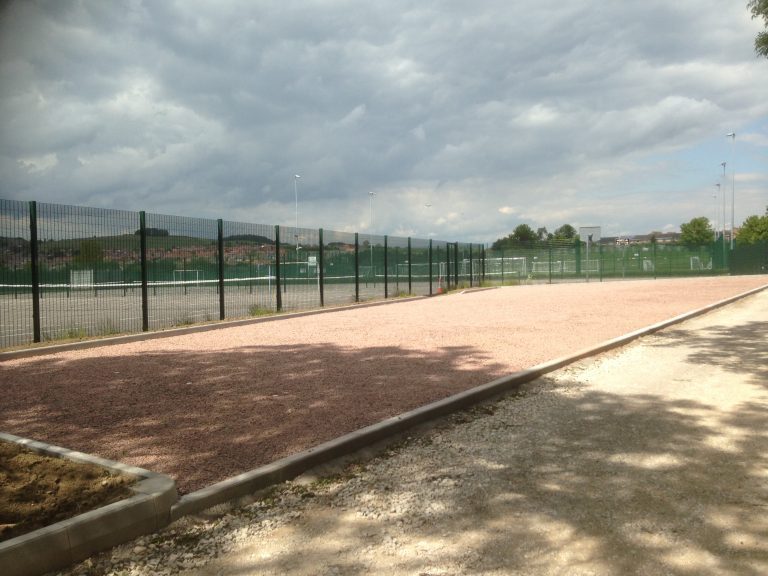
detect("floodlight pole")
[714,183,720,238]
[369,191,376,282]
[294,174,301,253]
[720,162,727,266]
[727,132,735,249]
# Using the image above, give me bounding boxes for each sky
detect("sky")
[1,0,767,244]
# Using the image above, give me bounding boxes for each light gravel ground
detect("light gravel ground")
[59,285,768,576]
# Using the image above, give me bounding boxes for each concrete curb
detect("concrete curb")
[0,432,178,576]
[0,294,427,361]
[171,282,767,518]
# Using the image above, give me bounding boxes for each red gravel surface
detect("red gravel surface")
[2,277,766,494]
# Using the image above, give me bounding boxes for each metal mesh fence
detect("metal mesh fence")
[35,203,143,342]
[485,240,724,285]
[0,200,31,348]
[221,220,277,318]
[386,236,410,298]
[144,212,220,329]
[0,198,753,349]
[322,229,358,306]
[359,233,385,302]
[730,241,767,274]
[279,225,321,312]
[409,238,431,296]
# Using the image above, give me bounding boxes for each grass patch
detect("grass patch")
[248,305,275,317]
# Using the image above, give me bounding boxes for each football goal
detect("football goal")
[70,269,94,288]
[173,269,201,286]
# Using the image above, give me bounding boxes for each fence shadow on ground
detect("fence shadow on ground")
[0,342,511,494]
[168,307,768,575]
[650,320,768,386]
[201,381,768,575]
[3,297,767,574]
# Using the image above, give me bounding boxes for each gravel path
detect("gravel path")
[57,283,768,575]
[2,276,765,496]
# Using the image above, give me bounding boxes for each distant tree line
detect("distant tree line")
[134,228,169,237]
[680,207,768,246]
[491,223,577,250]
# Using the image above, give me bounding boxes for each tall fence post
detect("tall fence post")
[445,243,450,291]
[139,211,149,331]
[429,239,433,295]
[599,242,604,282]
[501,247,504,284]
[274,225,282,311]
[217,219,225,320]
[354,233,360,302]
[575,238,582,276]
[454,242,459,288]
[469,244,473,287]
[481,245,486,284]
[384,235,389,299]
[319,228,325,307]
[407,237,412,294]
[29,201,41,343]
[548,243,553,284]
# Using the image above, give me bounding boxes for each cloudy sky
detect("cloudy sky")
[1,0,767,243]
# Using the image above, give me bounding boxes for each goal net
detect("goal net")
[173,269,201,286]
[70,269,94,288]
[531,260,563,273]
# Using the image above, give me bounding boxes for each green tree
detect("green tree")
[74,239,104,267]
[737,207,768,244]
[553,224,577,240]
[680,217,715,246]
[749,0,768,58]
[511,223,537,244]
[491,223,539,249]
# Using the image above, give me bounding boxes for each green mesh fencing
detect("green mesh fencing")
[386,236,410,298]
[0,197,757,349]
[33,202,143,342]
[277,225,321,312]
[359,233,385,302]
[144,212,220,329]
[729,242,767,275]
[322,229,358,306]
[221,220,277,318]
[408,238,432,296]
[0,200,32,348]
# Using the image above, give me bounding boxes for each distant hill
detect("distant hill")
[223,234,274,245]
[0,236,30,251]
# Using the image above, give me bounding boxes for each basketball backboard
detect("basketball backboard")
[579,226,601,243]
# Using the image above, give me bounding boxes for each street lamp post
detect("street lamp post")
[720,162,727,244]
[720,162,727,266]
[714,182,720,238]
[294,174,301,253]
[369,191,376,283]
[726,132,736,248]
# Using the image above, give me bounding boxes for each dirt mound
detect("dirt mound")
[0,441,135,542]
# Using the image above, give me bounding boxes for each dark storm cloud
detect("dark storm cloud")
[1,0,766,240]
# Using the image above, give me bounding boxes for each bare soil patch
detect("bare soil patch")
[0,441,134,542]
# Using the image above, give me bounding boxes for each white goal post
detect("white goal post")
[70,269,94,287]
[173,269,201,285]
